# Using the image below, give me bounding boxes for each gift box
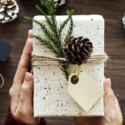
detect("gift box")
[33,15,104,117]
[0,40,12,62]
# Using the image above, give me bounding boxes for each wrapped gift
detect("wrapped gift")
[32,15,105,117]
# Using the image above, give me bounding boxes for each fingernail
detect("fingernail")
[106,78,111,88]
[28,30,32,35]
[25,72,31,82]
[28,30,31,34]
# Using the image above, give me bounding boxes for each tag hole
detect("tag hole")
[71,75,79,84]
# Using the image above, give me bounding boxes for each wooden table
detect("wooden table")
[0,0,125,124]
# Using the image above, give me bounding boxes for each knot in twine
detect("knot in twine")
[0,73,4,88]
[31,52,109,66]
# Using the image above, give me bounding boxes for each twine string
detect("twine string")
[74,65,80,80]
[31,53,109,80]
[77,65,80,77]
[0,73,4,88]
[31,53,109,66]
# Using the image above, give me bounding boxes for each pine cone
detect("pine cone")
[41,0,66,8]
[63,36,93,65]
[0,0,19,24]
[54,0,66,8]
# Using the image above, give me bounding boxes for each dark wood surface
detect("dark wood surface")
[0,0,125,124]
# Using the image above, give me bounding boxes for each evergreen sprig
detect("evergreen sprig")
[25,0,74,80]
[32,35,60,56]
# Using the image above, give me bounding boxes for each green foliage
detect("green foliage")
[64,15,74,43]
[32,35,60,57]
[25,0,74,80]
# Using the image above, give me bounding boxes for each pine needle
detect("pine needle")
[64,11,74,42]
[32,35,60,57]
[25,0,74,80]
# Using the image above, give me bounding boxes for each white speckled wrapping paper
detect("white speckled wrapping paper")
[33,15,105,117]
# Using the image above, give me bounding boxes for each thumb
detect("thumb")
[104,78,116,116]
[104,78,115,100]
[19,72,34,106]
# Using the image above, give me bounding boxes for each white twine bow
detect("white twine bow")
[0,73,4,88]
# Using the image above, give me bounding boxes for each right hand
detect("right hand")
[74,78,123,125]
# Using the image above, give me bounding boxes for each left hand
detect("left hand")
[9,30,39,125]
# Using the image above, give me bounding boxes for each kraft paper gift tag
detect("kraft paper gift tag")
[33,15,105,117]
[68,72,104,112]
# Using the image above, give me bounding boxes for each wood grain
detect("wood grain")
[0,0,125,124]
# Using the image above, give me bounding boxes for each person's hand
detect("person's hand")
[9,30,39,125]
[74,78,123,125]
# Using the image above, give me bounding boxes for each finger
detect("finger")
[115,97,121,115]
[104,78,115,100]
[103,76,106,90]
[115,96,123,121]
[14,73,36,124]
[14,38,33,86]
[27,30,33,39]
[104,78,116,116]
[19,72,34,106]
